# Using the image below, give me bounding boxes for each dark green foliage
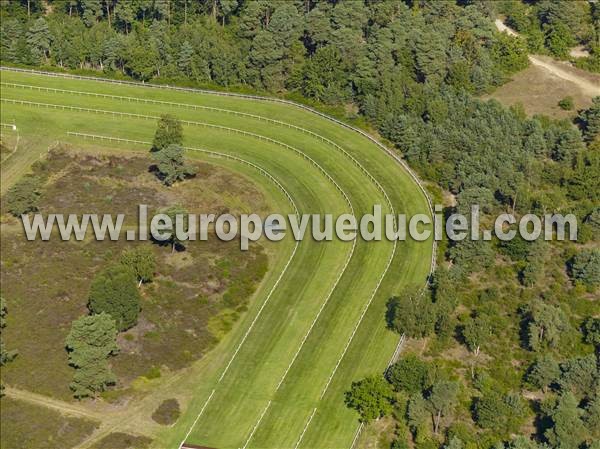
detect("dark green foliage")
[500,235,533,262]
[526,354,561,392]
[386,354,430,393]
[151,114,183,152]
[407,393,429,432]
[490,33,529,75]
[545,23,576,59]
[503,0,593,59]
[584,390,600,438]
[578,97,600,142]
[26,17,51,62]
[386,290,436,339]
[120,246,155,285]
[448,239,494,274]
[151,399,180,425]
[151,144,197,186]
[474,391,528,436]
[0,297,18,366]
[570,249,600,288]
[583,317,600,347]
[5,176,42,216]
[345,375,393,423]
[65,313,118,398]
[88,264,141,331]
[544,392,587,449]
[158,204,190,252]
[558,354,598,397]
[558,97,574,111]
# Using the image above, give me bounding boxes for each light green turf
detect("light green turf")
[0,69,433,449]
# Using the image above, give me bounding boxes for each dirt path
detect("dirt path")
[494,19,600,98]
[528,55,600,97]
[4,387,106,421]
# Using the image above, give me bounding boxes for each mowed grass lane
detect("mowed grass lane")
[1,101,352,446]
[0,70,432,449]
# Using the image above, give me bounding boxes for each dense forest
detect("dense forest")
[1,1,599,449]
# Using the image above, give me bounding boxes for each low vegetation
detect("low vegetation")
[0,397,98,449]
[0,150,268,402]
[91,432,152,449]
[1,1,598,447]
[151,398,181,426]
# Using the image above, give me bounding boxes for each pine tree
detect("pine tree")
[544,392,587,449]
[159,204,190,252]
[177,41,194,76]
[5,176,42,217]
[26,17,52,62]
[88,264,141,331]
[152,144,197,187]
[65,313,119,399]
[526,354,560,393]
[526,301,571,351]
[578,97,600,142]
[427,381,459,434]
[81,0,102,27]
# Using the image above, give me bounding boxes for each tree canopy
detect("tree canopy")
[88,264,141,331]
[151,144,196,186]
[65,312,118,398]
[345,375,393,423]
[152,114,183,152]
[120,246,156,286]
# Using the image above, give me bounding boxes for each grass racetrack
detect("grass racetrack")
[0,68,433,449]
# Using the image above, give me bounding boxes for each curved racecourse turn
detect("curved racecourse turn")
[0,68,433,449]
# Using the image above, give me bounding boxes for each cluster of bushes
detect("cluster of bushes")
[65,246,155,398]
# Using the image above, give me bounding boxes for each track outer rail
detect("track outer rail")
[3,66,438,448]
[1,66,436,279]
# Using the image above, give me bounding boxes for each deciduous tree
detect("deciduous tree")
[345,376,393,423]
[386,354,430,394]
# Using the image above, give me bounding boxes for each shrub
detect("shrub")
[386,354,430,393]
[5,176,42,216]
[151,399,181,425]
[558,96,574,110]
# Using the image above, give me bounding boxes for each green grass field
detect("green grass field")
[0,68,433,449]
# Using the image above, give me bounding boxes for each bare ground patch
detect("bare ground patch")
[485,59,600,119]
